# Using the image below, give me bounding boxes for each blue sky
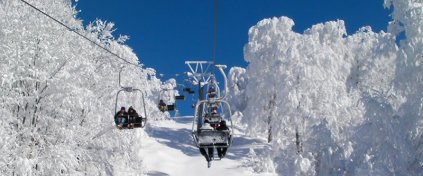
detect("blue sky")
[76,0,391,116]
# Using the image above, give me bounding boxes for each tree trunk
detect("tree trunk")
[267,114,272,143]
[296,127,302,154]
[267,93,276,143]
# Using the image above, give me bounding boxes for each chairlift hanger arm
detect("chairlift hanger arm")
[215,65,228,99]
[114,89,125,114]
[133,89,148,120]
[119,66,141,90]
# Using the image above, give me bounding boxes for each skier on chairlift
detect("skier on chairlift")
[208,85,216,98]
[199,120,214,167]
[158,99,167,112]
[211,107,218,116]
[127,106,139,128]
[114,107,127,129]
[216,120,229,158]
[200,147,214,168]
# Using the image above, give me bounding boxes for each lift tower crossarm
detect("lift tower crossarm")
[185,61,214,86]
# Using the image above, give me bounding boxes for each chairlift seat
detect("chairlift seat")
[175,95,185,100]
[167,104,175,111]
[116,115,146,129]
[127,115,146,127]
[193,130,231,147]
[184,88,195,94]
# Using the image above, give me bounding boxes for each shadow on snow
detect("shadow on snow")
[146,171,170,176]
[147,117,269,162]
[147,124,199,157]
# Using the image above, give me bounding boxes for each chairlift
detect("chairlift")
[114,68,148,129]
[175,95,185,100]
[158,99,175,112]
[158,82,191,112]
[182,77,196,94]
[183,87,195,94]
[191,99,233,155]
[176,84,187,100]
[185,62,233,166]
[175,84,192,100]
[158,88,177,112]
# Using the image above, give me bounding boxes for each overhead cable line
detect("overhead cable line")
[212,0,218,65]
[19,0,140,67]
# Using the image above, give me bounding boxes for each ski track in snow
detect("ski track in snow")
[139,117,274,176]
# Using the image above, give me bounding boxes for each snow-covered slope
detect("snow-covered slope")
[227,0,423,175]
[140,117,273,176]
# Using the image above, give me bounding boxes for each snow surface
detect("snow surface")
[140,117,274,176]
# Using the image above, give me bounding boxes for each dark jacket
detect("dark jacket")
[128,107,139,117]
[216,121,229,131]
[114,110,127,125]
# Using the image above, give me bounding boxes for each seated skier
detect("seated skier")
[203,112,219,129]
[216,120,229,159]
[200,147,214,168]
[199,120,214,167]
[207,86,217,98]
[210,107,218,116]
[200,119,213,131]
[114,107,127,129]
[158,99,167,112]
[127,106,139,128]
[207,107,221,127]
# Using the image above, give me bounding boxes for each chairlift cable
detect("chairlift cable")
[19,0,140,67]
[212,0,218,65]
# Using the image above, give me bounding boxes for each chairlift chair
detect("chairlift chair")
[191,99,233,150]
[158,99,176,112]
[183,87,195,94]
[175,95,185,100]
[114,68,148,129]
[175,83,192,100]
[158,88,177,112]
[185,62,232,164]
[114,89,147,129]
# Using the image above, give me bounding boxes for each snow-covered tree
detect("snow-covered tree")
[384,0,423,174]
[0,0,162,175]
[227,67,248,113]
[226,0,423,174]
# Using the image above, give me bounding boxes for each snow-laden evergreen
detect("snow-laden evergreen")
[227,0,422,175]
[0,0,163,175]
